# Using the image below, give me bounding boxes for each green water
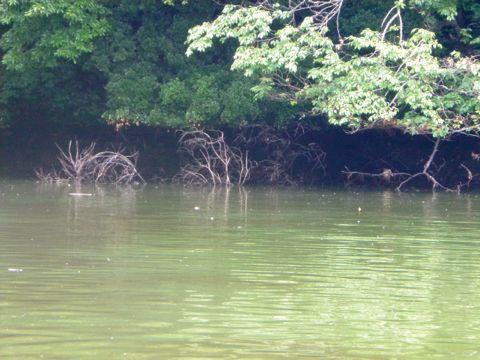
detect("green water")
[1,182,480,359]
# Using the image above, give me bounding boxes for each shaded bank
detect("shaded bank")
[2,124,480,191]
[0,124,178,181]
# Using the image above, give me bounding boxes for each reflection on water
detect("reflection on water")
[1,181,480,359]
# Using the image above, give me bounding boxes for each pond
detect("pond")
[1,181,480,359]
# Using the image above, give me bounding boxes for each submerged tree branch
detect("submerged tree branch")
[394,138,454,191]
[174,130,254,186]
[36,140,145,185]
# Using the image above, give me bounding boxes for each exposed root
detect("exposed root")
[235,124,326,185]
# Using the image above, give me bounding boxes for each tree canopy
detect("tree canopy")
[0,0,477,135]
[0,0,291,129]
[187,0,480,137]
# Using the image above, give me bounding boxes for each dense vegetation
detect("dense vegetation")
[0,1,479,188]
[0,0,292,129]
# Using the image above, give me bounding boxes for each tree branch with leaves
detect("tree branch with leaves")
[187,0,480,138]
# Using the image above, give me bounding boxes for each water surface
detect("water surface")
[1,182,480,359]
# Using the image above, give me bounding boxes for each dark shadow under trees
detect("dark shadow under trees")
[174,125,327,187]
[5,124,480,192]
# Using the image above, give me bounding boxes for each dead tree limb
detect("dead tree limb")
[395,139,455,192]
[174,130,254,186]
[36,140,145,185]
[343,167,411,183]
[343,139,456,191]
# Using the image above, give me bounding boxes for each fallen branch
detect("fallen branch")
[343,139,457,191]
[36,140,145,185]
[395,139,454,191]
[174,130,254,186]
[343,167,411,183]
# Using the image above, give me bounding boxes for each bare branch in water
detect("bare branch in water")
[174,130,254,186]
[36,140,145,185]
[343,138,470,192]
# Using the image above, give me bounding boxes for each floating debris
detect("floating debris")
[69,193,93,196]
